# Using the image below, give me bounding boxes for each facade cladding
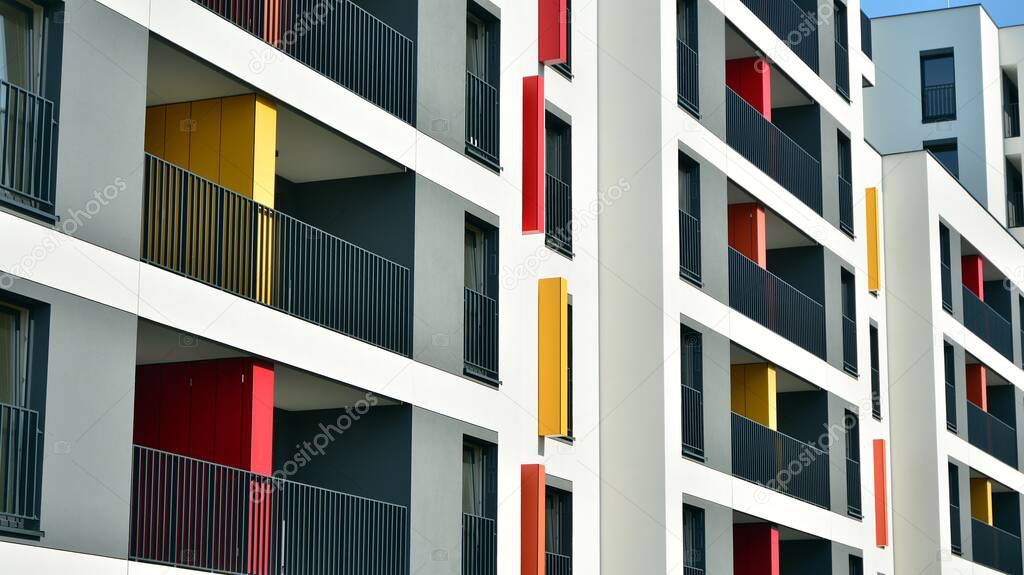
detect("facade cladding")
[1,0,1024,574]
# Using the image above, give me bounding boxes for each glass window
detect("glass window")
[462,443,485,516]
[925,139,959,178]
[545,487,572,558]
[683,504,706,571]
[679,155,700,218]
[466,14,488,80]
[921,50,956,122]
[922,53,955,88]
[465,224,486,294]
[0,0,33,90]
[0,304,26,407]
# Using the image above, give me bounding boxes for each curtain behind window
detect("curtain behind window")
[462,444,484,515]
[465,226,486,293]
[0,1,33,90]
[466,16,488,80]
[0,308,19,407]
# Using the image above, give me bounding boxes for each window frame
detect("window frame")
[682,503,706,571]
[0,0,44,93]
[920,48,957,123]
[924,137,960,179]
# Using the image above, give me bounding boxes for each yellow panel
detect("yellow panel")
[538,277,569,437]
[188,98,222,183]
[252,95,277,208]
[866,187,881,292]
[163,102,192,168]
[220,94,257,198]
[144,106,166,158]
[730,363,777,429]
[970,478,993,525]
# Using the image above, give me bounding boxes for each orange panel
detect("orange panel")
[966,364,988,411]
[728,203,766,267]
[874,439,889,547]
[521,464,545,575]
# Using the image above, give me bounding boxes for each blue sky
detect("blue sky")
[861,0,1024,27]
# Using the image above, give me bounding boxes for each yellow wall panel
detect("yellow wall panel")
[866,187,881,292]
[188,98,223,183]
[970,478,993,525]
[163,102,192,168]
[144,106,166,158]
[220,94,257,198]
[538,277,569,437]
[253,96,277,208]
[730,363,777,429]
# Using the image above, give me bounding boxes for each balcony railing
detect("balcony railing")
[962,286,1014,361]
[466,72,500,168]
[679,209,702,285]
[682,384,704,461]
[677,40,700,116]
[546,552,572,575]
[726,88,822,215]
[463,513,497,575]
[728,248,826,359]
[465,287,499,384]
[946,380,958,432]
[545,174,573,257]
[738,0,819,72]
[835,41,850,99]
[923,83,957,123]
[871,365,881,419]
[731,412,830,509]
[0,402,41,531]
[846,457,862,518]
[142,154,412,356]
[839,174,853,236]
[684,567,706,575]
[941,261,953,312]
[130,445,410,575]
[861,11,873,59]
[967,401,1018,468]
[842,314,858,375]
[951,504,962,555]
[1006,102,1021,138]
[193,0,415,122]
[972,518,1023,575]
[0,79,56,219]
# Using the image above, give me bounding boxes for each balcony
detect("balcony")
[737,0,819,72]
[677,40,700,116]
[726,88,822,215]
[973,518,1023,575]
[130,445,410,574]
[835,41,850,100]
[0,79,57,220]
[679,209,702,285]
[728,248,826,359]
[463,513,497,575]
[465,287,499,384]
[968,401,1018,469]
[141,154,413,356]
[731,413,830,509]
[466,71,500,168]
[546,173,573,257]
[922,83,957,123]
[192,0,415,122]
[962,286,1014,361]
[0,402,41,533]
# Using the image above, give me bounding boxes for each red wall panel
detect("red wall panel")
[523,76,546,234]
[874,439,889,547]
[727,57,772,121]
[733,523,779,575]
[966,364,988,412]
[158,363,191,456]
[728,203,767,268]
[961,255,984,300]
[521,464,545,575]
[538,0,568,64]
[133,365,161,448]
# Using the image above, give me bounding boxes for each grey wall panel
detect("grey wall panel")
[697,0,726,141]
[820,109,841,229]
[948,225,965,322]
[416,0,467,153]
[54,0,147,258]
[823,251,845,371]
[817,0,837,85]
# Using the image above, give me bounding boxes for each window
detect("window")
[681,325,704,461]
[464,218,499,383]
[466,11,497,84]
[676,0,699,115]
[682,504,706,572]
[551,0,572,78]
[0,304,27,407]
[944,342,957,432]
[838,132,853,235]
[679,154,701,284]
[466,3,500,167]
[870,324,881,420]
[949,463,962,555]
[0,0,39,92]
[0,299,41,534]
[834,0,850,98]
[921,49,956,122]
[465,224,487,295]
[545,113,573,257]
[848,555,863,575]
[1007,160,1024,228]
[841,269,857,375]
[846,410,862,518]
[939,223,953,312]
[462,440,496,518]
[545,486,572,570]
[924,138,959,178]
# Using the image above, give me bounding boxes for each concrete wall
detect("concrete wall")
[0,276,137,559]
[416,0,469,154]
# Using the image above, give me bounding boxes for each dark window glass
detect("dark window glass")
[545,114,572,184]
[462,440,497,518]
[683,504,706,571]
[921,50,956,122]
[0,305,25,406]
[870,325,881,419]
[0,0,33,91]
[545,487,572,558]
[925,139,959,178]
[552,0,572,76]
[677,0,697,48]
[922,53,955,87]
[848,556,863,575]
[679,155,700,218]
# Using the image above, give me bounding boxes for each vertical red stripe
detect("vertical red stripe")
[966,364,988,411]
[961,255,985,300]
[523,76,546,234]
[728,203,767,268]
[522,464,546,575]
[726,57,773,121]
[538,0,568,64]
[733,523,779,575]
[874,439,889,547]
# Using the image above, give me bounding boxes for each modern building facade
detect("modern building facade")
[0,1,1018,575]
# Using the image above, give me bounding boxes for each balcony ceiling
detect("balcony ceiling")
[727,181,817,250]
[723,24,813,109]
[730,345,817,393]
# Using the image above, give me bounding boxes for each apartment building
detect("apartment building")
[865,5,1024,575]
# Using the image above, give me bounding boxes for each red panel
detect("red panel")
[962,255,984,300]
[538,0,568,64]
[249,481,273,575]
[158,363,191,457]
[727,57,772,121]
[523,76,546,235]
[733,523,779,575]
[244,360,276,475]
[966,364,988,411]
[874,439,889,547]
[133,365,161,449]
[728,203,767,268]
[189,361,219,462]
[521,464,545,575]
[214,358,245,469]
[263,0,281,47]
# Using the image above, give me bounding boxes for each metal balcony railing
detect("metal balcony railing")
[682,384,704,461]
[731,413,830,509]
[842,314,858,375]
[129,445,410,575]
[967,401,1018,468]
[679,209,702,284]
[463,513,497,575]
[193,0,415,123]
[941,261,953,312]
[464,287,499,384]
[962,286,1014,361]
[0,79,56,219]
[835,41,850,99]
[861,11,873,59]
[951,504,962,555]
[1005,102,1021,138]
[0,402,41,531]
[923,83,957,123]
[972,518,1023,575]
[838,174,853,236]
[728,248,826,359]
[677,40,699,116]
[871,366,881,419]
[846,458,862,518]
[142,155,412,356]
[546,552,572,575]
[683,567,706,575]
[946,380,958,432]
[545,174,573,257]
[738,0,819,72]
[726,88,823,215]
[466,72,500,168]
